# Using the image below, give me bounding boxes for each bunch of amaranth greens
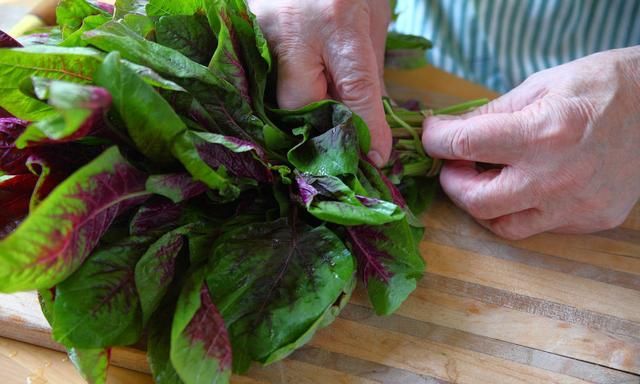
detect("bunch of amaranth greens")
[0,1,485,383]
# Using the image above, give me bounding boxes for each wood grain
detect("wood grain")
[0,61,637,384]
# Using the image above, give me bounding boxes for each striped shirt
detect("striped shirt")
[392,0,640,93]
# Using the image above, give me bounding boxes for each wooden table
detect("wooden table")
[1,2,639,382]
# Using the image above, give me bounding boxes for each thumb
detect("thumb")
[326,36,391,167]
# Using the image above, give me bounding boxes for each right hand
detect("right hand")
[247,0,393,167]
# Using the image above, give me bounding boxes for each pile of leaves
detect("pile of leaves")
[0,1,483,383]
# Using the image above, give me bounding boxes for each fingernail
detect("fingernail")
[368,151,384,168]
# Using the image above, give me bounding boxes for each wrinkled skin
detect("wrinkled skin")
[423,47,640,239]
[248,0,392,167]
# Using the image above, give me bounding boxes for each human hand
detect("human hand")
[247,0,392,166]
[422,47,640,239]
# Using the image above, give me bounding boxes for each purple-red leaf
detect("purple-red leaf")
[16,80,112,147]
[0,118,31,174]
[0,30,21,48]
[0,146,150,292]
[129,197,183,236]
[0,175,37,239]
[135,225,193,324]
[171,277,232,383]
[346,226,392,283]
[186,285,232,366]
[191,132,272,183]
[145,173,207,204]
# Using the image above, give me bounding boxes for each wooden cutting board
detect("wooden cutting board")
[1,65,639,384]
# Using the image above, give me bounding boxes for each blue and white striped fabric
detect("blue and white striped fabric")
[392,0,640,93]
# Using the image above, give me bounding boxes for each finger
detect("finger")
[325,34,391,167]
[440,160,538,220]
[422,112,532,164]
[462,75,548,118]
[276,47,328,109]
[478,208,556,240]
[369,1,390,97]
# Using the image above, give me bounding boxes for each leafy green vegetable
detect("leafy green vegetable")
[171,273,231,384]
[68,347,110,384]
[384,32,432,70]
[0,146,149,292]
[0,46,103,120]
[136,225,191,324]
[56,0,112,38]
[156,14,216,66]
[52,233,149,348]
[204,218,355,372]
[0,1,475,382]
[16,78,111,147]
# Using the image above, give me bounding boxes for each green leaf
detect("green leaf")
[68,347,110,384]
[0,46,103,120]
[171,272,232,384]
[146,0,205,17]
[93,51,181,163]
[121,61,186,91]
[272,101,371,170]
[135,225,191,324]
[40,285,110,384]
[59,14,112,47]
[52,234,150,348]
[398,176,439,216]
[114,0,149,19]
[205,218,356,372]
[384,32,432,70]
[294,173,405,226]
[16,79,111,148]
[206,0,273,116]
[83,21,267,144]
[145,173,206,203]
[156,14,216,65]
[148,300,185,384]
[0,146,150,293]
[172,132,239,197]
[94,52,237,196]
[121,14,156,38]
[56,0,112,38]
[347,220,425,315]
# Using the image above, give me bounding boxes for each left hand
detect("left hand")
[422,46,640,240]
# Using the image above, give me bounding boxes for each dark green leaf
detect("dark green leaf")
[148,300,185,384]
[83,21,267,144]
[135,225,191,324]
[272,101,371,168]
[205,218,356,372]
[52,234,150,348]
[156,14,216,65]
[295,173,405,226]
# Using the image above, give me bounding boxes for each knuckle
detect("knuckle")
[335,75,377,104]
[449,128,473,159]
